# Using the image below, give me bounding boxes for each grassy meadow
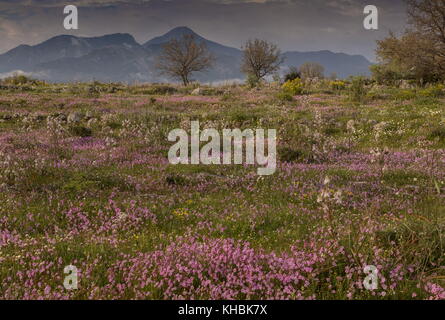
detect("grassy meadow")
[0,78,444,299]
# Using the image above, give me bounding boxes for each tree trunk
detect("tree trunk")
[181,75,189,86]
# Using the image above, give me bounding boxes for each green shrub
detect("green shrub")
[428,126,445,142]
[349,76,368,103]
[69,125,93,137]
[370,64,404,86]
[284,67,301,83]
[228,108,260,123]
[137,85,177,95]
[394,89,417,101]
[246,74,261,88]
[87,85,100,97]
[106,121,122,129]
[279,147,305,162]
[166,174,189,186]
[197,87,225,96]
[276,91,294,102]
[1,74,44,86]
[62,169,130,193]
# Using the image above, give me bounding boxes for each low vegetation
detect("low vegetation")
[0,78,444,299]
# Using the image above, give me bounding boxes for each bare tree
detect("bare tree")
[156,34,215,86]
[241,39,283,81]
[407,0,445,44]
[299,62,325,80]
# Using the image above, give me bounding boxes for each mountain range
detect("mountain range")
[0,27,372,83]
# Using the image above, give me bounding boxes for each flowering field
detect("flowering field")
[0,81,444,300]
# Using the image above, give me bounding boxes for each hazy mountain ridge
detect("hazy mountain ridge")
[0,33,139,73]
[0,27,371,83]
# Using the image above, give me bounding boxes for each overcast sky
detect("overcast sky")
[0,0,408,61]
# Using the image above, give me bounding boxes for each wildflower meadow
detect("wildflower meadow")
[0,78,444,300]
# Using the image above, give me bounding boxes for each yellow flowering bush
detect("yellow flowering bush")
[419,84,445,98]
[330,80,347,91]
[282,78,304,95]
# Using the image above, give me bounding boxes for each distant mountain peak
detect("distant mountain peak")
[144,26,203,46]
[168,26,197,35]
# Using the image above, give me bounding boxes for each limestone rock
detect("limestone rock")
[191,87,201,95]
[67,112,83,123]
